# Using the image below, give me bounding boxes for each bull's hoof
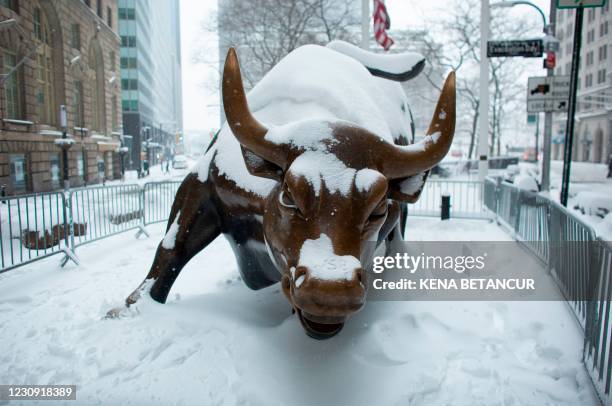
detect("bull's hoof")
[104,305,132,319]
[297,310,344,340]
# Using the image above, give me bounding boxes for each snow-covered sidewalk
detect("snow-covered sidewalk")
[0,218,598,405]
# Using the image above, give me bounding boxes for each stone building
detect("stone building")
[0,0,122,195]
[553,5,612,164]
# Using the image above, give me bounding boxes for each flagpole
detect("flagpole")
[361,0,369,49]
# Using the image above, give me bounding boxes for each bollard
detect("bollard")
[441,192,451,220]
[1,184,5,204]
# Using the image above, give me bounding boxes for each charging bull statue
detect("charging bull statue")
[108,41,456,339]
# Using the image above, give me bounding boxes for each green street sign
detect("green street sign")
[557,0,606,9]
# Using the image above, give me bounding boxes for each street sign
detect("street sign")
[487,39,543,58]
[557,0,606,9]
[527,75,570,112]
[527,99,569,112]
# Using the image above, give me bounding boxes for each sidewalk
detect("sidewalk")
[0,218,599,405]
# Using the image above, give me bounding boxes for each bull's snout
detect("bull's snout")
[290,265,366,318]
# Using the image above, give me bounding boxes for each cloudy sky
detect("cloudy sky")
[179,0,550,135]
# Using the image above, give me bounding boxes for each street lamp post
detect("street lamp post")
[490,0,559,191]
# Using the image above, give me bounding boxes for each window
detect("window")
[120,36,136,47]
[111,95,117,129]
[0,0,18,12]
[122,99,138,111]
[73,80,84,127]
[76,151,85,181]
[599,45,608,61]
[9,154,27,192]
[71,24,81,50]
[97,156,105,180]
[89,44,106,132]
[587,50,594,65]
[121,78,138,90]
[598,69,607,84]
[97,0,102,17]
[586,29,593,43]
[585,73,593,88]
[118,7,135,19]
[106,6,112,27]
[588,9,594,22]
[49,153,61,189]
[34,7,55,125]
[109,50,115,71]
[3,52,22,119]
[120,56,137,68]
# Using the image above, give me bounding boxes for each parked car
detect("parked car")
[172,155,189,169]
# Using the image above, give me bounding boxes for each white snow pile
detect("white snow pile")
[573,191,612,218]
[550,160,608,184]
[298,234,360,281]
[400,172,426,195]
[53,138,75,146]
[594,212,612,240]
[195,44,415,197]
[515,174,539,192]
[161,211,180,249]
[0,219,598,405]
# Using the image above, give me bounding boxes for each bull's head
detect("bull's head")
[222,48,455,339]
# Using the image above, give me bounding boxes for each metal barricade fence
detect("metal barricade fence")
[70,184,143,247]
[409,179,488,219]
[584,239,612,403]
[143,181,181,226]
[485,178,612,405]
[0,191,70,273]
[0,180,182,273]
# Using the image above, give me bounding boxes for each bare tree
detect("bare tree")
[415,0,539,158]
[204,0,359,88]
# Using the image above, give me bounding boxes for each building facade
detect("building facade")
[0,0,122,195]
[118,0,182,171]
[553,4,612,164]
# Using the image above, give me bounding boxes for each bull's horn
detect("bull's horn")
[381,71,456,179]
[222,48,286,166]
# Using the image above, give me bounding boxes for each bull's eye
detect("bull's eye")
[369,200,388,221]
[279,189,298,209]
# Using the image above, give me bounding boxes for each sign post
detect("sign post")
[559,6,584,206]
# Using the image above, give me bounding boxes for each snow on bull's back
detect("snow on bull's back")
[298,234,360,281]
[248,44,410,142]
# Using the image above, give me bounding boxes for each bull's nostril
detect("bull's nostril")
[295,274,305,288]
[293,266,308,289]
[355,268,364,283]
[294,266,307,279]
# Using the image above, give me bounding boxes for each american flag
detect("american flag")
[373,0,394,51]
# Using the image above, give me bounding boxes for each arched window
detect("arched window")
[88,42,106,132]
[33,6,55,125]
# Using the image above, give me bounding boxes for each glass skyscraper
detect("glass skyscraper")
[118,0,183,170]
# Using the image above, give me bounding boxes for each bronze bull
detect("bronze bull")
[108,43,455,339]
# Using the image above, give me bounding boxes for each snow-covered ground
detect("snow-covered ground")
[0,218,598,405]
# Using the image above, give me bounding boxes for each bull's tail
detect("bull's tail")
[327,40,425,82]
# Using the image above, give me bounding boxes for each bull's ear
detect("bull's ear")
[388,171,430,203]
[240,146,283,181]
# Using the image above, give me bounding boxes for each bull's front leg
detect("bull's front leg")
[107,174,221,317]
